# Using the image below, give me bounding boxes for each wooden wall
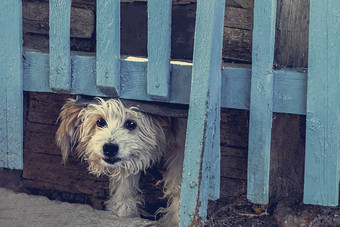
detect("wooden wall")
[23,0,309,67]
[18,92,254,211]
[0,0,309,214]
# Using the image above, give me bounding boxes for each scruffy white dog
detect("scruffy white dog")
[56,97,186,226]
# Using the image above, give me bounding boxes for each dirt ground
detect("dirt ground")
[206,194,340,227]
[2,185,340,227]
[0,187,154,227]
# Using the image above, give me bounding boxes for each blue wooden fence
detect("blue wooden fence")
[1,0,340,225]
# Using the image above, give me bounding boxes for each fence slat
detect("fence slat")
[96,0,120,96]
[147,0,172,101]
[304,0,340,206]
[0,0,23,169]
[179,0,225,225]
[49,0,72,92]
[247,0,277,204]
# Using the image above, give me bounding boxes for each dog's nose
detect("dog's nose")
[103,143,119,158]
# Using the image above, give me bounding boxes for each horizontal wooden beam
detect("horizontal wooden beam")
[23,50,307,115]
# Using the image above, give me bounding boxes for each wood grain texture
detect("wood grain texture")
[179,0,225,225]
[274,0,309,68]
[247,0,277,204]
[0,0,23,170]
[21,1,256,63]
[23,1,94,39]
[21,1,313,67]
[270,113,305,202]
[233,0,253,9]
[96,0,120,96]
[49,0,72,93]
[147,0,172,100]
[303,0,340,206]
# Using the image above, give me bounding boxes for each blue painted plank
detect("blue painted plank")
[49,0,72,93]
[147,0,172,101]
[23,51,308,115]
[304,0,340,206]
[96,0,120,96]
[179,0,225,225]
[222,67,307,114]
[23,51,51,93]
[0,0,23,169]
[272,69,307,115]
[247,0,277,204]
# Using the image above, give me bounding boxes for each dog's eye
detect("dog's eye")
[96,118,107,128]
[124,120,137,131]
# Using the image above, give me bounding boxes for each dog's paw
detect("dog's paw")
[156,195,180,227]
[106,199,140,218]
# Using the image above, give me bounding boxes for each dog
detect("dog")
[56,97,186,226]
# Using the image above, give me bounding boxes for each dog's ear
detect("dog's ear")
[153,116,172,130]
[56,98,83,164]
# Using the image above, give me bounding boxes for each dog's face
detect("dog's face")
[56,98,168,177]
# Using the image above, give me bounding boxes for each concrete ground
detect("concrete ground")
[0,187,155,227]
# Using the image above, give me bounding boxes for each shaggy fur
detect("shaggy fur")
[56,97,186,226]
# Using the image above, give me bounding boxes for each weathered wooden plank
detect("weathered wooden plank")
[247,0,277,204]
[23,1,94,39]
[272,69,307,115]
[23,51,308,115]
[224,7,253,30]
[179,0,225,225]
[221,153,247,180]
[22,1,255,63]
[233,0,253,9]
[49,0,72,92]
[303,0,340,206]
[274,0,309,68]
[270,113,306,202]
[96,0,120,96]
[147,0,172,100]
[221,66,251,110]
[223,27,252,63]
[0,0,23,170]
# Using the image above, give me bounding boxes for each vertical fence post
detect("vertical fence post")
[304,0,340,206]
[49,0,72,92]
[0,0,23,169]
[179,0,225,225]
[247,0,277,204]
[96,0,121,96]
[147,0,172,101]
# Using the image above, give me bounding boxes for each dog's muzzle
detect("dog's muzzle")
[103,143,121,165]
